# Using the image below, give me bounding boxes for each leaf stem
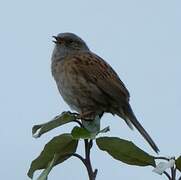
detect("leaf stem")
[154,156,170,161]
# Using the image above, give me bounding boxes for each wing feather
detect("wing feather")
[69,51,130,104]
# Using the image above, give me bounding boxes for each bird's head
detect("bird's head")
[52,33,89,52]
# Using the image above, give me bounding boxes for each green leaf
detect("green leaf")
[28,133,78,179]
[37,154,58,180]
[71,126,95,139]
[32,111,77,138]
[176,156,181,172]
[96,136,155,167]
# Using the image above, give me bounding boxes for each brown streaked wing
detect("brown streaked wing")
[70,51,130,103]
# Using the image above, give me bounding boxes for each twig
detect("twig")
[84,139,97,180]
[72,153,86,164]
[163,171,172,180]
[69,140,97,180]
[170,167,176,180]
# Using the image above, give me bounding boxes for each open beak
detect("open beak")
[52,36,64,44]
[52,36,58,43]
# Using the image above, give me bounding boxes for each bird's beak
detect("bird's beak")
[52,36,58,44]
[52,36,64,44]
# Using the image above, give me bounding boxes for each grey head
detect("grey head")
[52,33,90,61]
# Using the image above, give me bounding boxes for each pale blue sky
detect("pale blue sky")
[1,0,181,179]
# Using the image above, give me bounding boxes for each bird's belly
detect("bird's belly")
[56,80,80,112]
[52,59,109,114]
[56,72,96,113]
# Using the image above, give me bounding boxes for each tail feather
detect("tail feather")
[124,117,134,130]
[119,103,160,153]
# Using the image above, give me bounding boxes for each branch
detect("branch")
[66,140,97,180]
[72,153,86,164]
[84,139,97,180]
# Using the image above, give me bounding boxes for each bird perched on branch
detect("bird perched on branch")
[51,32,159,153]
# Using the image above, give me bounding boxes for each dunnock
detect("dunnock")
[51,32,159,153]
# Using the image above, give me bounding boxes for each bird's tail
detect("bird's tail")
[118,103,159,153]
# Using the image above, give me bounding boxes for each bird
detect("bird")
[51,32,159,153]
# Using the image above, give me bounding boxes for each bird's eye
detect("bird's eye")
[67,39,80,48]
[69,40,74,44]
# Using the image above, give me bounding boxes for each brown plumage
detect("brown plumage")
[51,32,159,153]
